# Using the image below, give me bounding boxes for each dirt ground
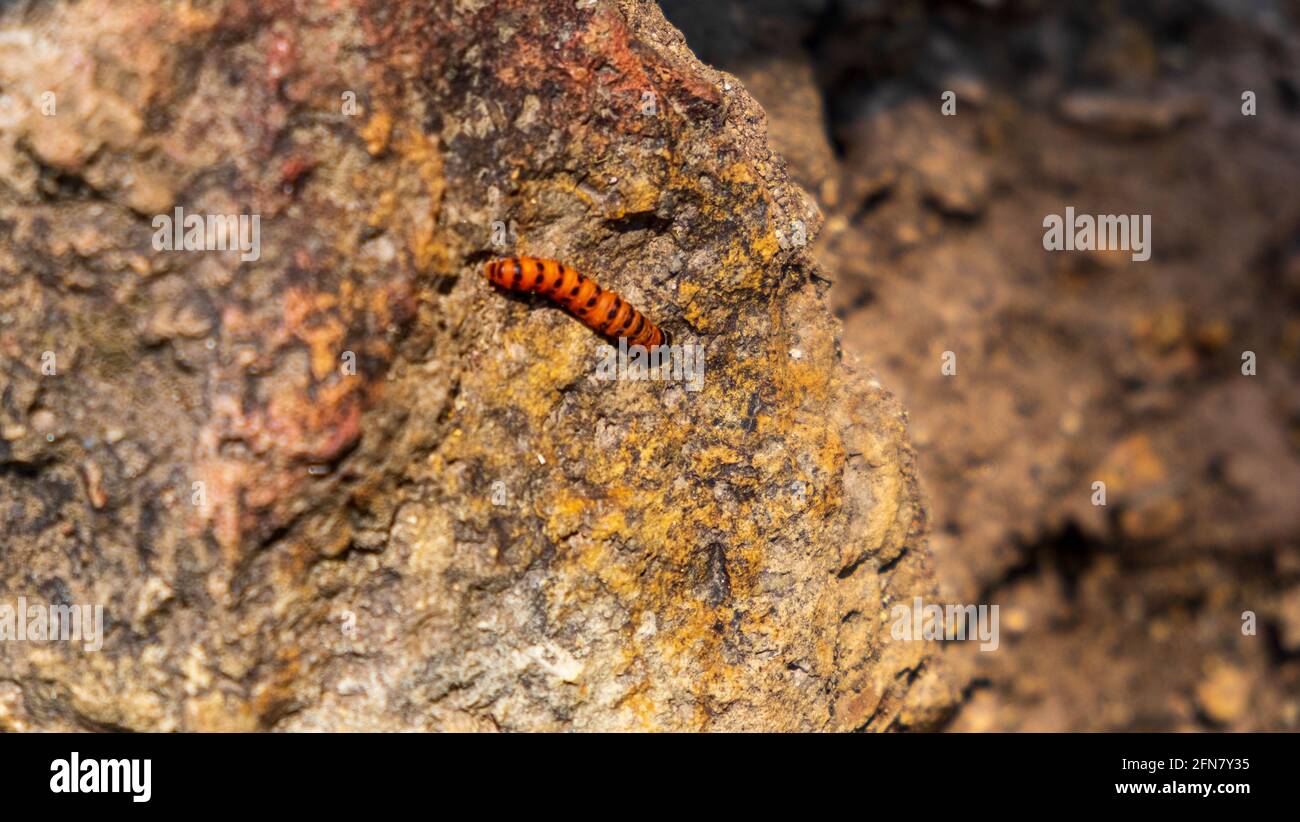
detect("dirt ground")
[660,0,1300,730]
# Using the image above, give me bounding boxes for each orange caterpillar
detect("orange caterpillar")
[484,257,670,348]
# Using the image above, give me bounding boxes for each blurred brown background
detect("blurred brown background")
[659,0,1300,730]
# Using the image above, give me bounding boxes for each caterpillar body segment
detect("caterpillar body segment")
[484,256,670,348]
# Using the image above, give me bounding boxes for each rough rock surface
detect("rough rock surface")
[0,0,949,730]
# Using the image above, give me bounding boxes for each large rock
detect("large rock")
[0,0,948,730]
